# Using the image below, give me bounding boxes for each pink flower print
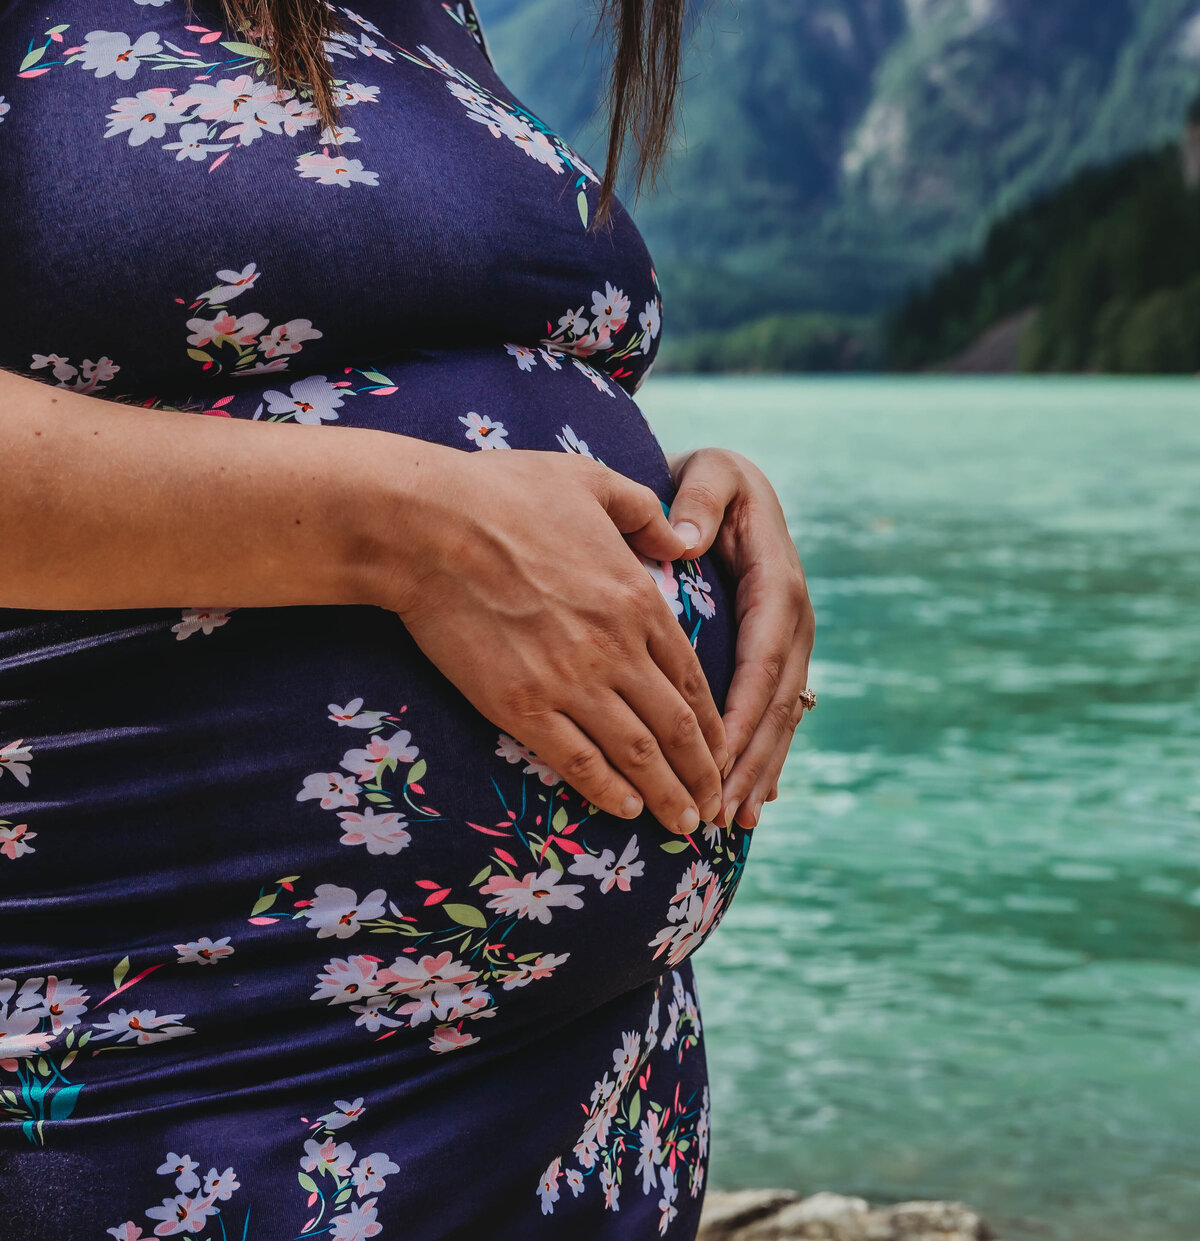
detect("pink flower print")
[90,1008,195,1046]
[537,1157,562,1215]
[379,952,484,1025]
[78,31,163,81]
[297,771,361,810]
[319,1097,366,1130]
[428,1024,479,1054]
[0,1000,53,1071]
[277,97,320,136]
[336,809,411,856]
[671,861,713,908]
[349,996,402,1031]
[157,1153,201,1194]
[201,264,259,305]
[498,951,570,991]
[569,836,644,894]
[649,876,724,967]
[302,884,387,939]
[657,1165,678,1234]
[80,357,119,385]
[104,88,185,146]
[339,731,419,780]
[0,739,32,786]
[572,358,615,395]
[350,1152,399,1196]
[301,1137,356,1178]
[479,870,585,925]
[601,1164,620,1211]
[41,975,89,1033]
[591,283,630,336]
[171,607,233,640]
[260,319,322,358]
[643,558,684,618]
[328,698,388,729]
[106,1224,145,1241]
[495,733,561,785]
[328,1198,382,1241]
[0,822,36,860]
[174,936,235,966]
[311,955,384,1005]
[144,1192,217,1235]
[30,353,77,383]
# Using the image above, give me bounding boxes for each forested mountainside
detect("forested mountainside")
[473,0,1200,368]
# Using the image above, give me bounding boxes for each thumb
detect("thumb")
[667,455,736,558]
[599,473,687,562]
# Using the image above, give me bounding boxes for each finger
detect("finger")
[521,712,645,822]
[646,610,729,775]
[596,470,685,562]
[667,454,738,557]
[720,641,809,828]
[722,579,801,762]
[573,692,705,835]
[745,728,793,824]
[622,668,723,824]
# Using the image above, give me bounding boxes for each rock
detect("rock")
[699,1191,997,1241]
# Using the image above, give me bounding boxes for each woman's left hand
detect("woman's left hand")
[666,448,815,829]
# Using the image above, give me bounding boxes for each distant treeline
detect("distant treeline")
[655,313,879,374]
[886,142,1200,373]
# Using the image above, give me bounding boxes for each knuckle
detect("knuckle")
[680,479,724,516]
[562,746,602,782]
[760,651,787,693]
[498,681,546,720]
[627,731,660,770]
[765,698,794,734]
[668,706,699,749]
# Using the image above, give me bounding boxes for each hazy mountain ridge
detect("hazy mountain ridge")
[473,0,1200,356]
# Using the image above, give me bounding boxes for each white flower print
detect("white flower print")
[538,347,563,370]
[429,1024,479,1053]
[353,34,394,63]
[478,870,585,925]
[204,1168,240,1200]
[135,0,171,6]
[30,353,120,395]
[497,951,569,990]
[157,1153,201,1194]
[459,410,510,449]
[174,936,235,966]
[295,152,380,186]
[0,1000,53,1070]
[504,343,538,371]
[339,730,420,780]
[319,1097,366,1129]
[35,976,89,1034]
[340,8,382,36]
[0,96,9,123]
[104,88,185,146]
[495,733,562,785]
[591,283,631,336]
[311,955,384,1005]
[91,1008,195,1045]
[106,1223,142,1241]
[601,1165,620,1211]
[329,1198,382,1241]
[202,264,259,304]
[297,770,361,810]
[301,1136,356,1178]
[328,698,388,729]
[0,822,36,861]
[303,884,387,939]
[682,571,717,619]
[30,353,76,383]
[78,30,163,81]
[350,1152,400,1196]
[0,740,32,787]
[639,298,662,342]
[378,952,487,1026]
[145,1193,215,1234]
[636,1108,665,1194]
[319,123,362,145]
[349,996,402,1031]
[334,82,380,105]
[569,836,644,894]
[572,358,616,396]
[538,1157,562,1215]
[649,872,725,966]
[336,808,411,856]
[657,1165,679,1235]
[565,1167,585,1197]
[324,31,361,60]
[261,375,345,424]
[556,425,593,457]
[162,120,232,162]
[174,75,291,144]
[171,607,233,640]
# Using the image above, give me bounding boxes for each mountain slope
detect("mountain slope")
[473,0,1200,352]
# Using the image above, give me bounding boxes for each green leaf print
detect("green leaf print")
[443,903,487,929]
[220,41,269,59]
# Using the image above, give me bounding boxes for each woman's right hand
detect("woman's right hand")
[372,444,728,835]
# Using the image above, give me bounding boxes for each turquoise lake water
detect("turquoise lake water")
[640,377,1200,1241]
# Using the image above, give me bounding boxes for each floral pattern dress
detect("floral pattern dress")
[0,3,749,1238]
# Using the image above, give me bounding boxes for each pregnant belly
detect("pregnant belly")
[0,347,749,1116]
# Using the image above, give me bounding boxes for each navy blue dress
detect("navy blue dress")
[0,3,750,1237]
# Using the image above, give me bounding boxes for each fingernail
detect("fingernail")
[721,753,736,780]
[700,793,721,823]
[621,796,642,819]
[676,806,700,835]
[673,521,701,552]
[713,747,730,774]
[750,800,763,826]
[723,799,740,829]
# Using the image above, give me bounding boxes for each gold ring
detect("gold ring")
[798,688,817,714]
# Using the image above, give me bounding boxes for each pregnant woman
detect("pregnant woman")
[0,1,814,1236]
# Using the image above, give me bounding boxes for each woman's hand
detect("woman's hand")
[373,444,729,835]
[666,448,815,829]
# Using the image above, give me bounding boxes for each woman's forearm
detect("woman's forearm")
[0,367,422,611]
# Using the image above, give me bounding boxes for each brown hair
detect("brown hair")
[214,0,688,231]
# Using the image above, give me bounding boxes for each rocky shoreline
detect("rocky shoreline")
[699,1190,997,1240]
